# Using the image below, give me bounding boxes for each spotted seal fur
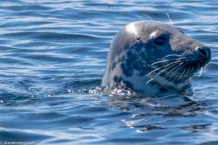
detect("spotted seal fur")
[101,21,211,96]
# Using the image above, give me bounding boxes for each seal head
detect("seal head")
[102,21,211,96]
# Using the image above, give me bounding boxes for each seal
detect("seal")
[101,21,211,96]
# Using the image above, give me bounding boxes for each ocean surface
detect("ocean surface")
[0,0,218,144]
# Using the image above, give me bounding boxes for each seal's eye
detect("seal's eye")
[154,36,166,45]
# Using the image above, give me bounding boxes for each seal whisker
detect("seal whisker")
[143,13,154,21]
[145,77,155,84]
[165,54,183,58]
[164,61,186,81]
[146,60,181,77]
[173,63,188,79]
[189,67,195,75]
[151,57,183,65]
[178,67,187,80]
[152,57,185,66]
[183,67,191,78]
[152,62,183,84]
[165,71,178,83]
[151,59,172,65]
[186,66,195,76]
[166,64,182,77]
[188,67,196,76]
[198,65,207,77]
[166,13,174,26]
[176,64,193,81]
[165,68,182,83]
[146,61,182,84]
[163,62,185,81]
[181,66,194,80]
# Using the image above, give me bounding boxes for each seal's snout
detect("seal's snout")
[198,47,211,57]
[197,46,211,64]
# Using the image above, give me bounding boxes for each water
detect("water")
[0,0,218,144]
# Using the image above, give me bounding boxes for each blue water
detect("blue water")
[0,0,218,144]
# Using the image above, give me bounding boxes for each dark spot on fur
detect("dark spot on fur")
[111,62,117,70]
[124,80,134,88]
[125,47,149,76]
[121,63,133,77]
[126,57,132,67]
[113,76,118,82]
[140,70,148,76]
[132,62,148,76]
[118,56,125,63]
[113,76,133,89]
[127,50,137,59]
[122,56,125,61]
[124,42,130,50]
[134,42,143,51]
[137,36,141,40]
[113,76,122,83]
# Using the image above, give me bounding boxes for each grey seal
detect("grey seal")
[102,21,211,96]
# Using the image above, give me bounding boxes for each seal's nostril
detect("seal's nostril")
[199,48,207,56]
[198,47,210,57]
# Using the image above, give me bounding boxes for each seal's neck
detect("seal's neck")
[124,74,193,97]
